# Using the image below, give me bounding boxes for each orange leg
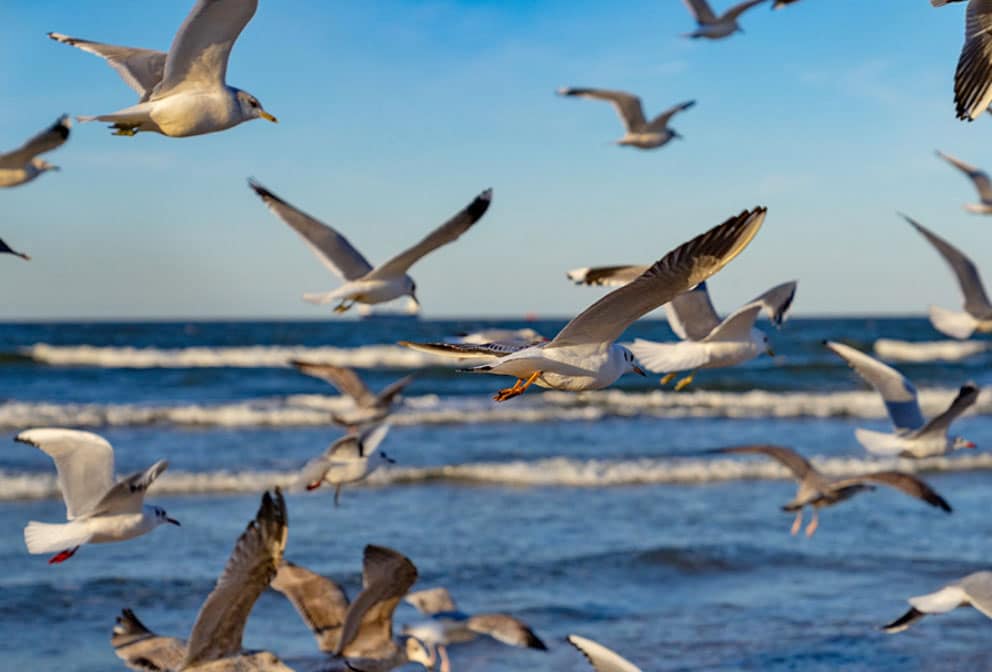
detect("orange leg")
[790,510,803,536]
[805,509,820,537]
[494,371,542,402]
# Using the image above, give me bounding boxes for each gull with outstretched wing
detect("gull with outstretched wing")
[0,114,70,187]
[557,88,695,149]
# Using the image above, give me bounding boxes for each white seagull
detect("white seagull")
[680,0,769,39]
[49,0,276,137]
[291,359,413,429]
[250,180,492,313]
[295,424,395,506]
[568,635,642,672]
[935,150,992,213]
[627,280,795,389]
[16,428,179,564]
[932,0,992,120]
[905,214,992,339]
[400,208,766,402]
[714,445,952,537]
[402,587,547,671]
[0,114,70,188]
[0,238,30,261]
[825,341,978,458]
[111,489,292,672]
[883,571,992,633]
[557,88,694,149]
[270,548,436,671]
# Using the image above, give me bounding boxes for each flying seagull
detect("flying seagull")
[935,150,992,213]
[402,587,547,670]
[0,114,70,188]
[49,0,276,136]
[680,0,769,39]
[291,359,413,428]
[0,238,30,260]
[568,635,643,672]
[932,0,992,120]
[400,208,766,402]
[905,214,992,339]
[714,444,952,537]
[270,549,436,671]
[557,88,695,149]
[250,180,492,313]
[15,428,179,564]
[111,490,290,672]
[825,341,978,458]
[883,571,992,633]
[295,424,395,506]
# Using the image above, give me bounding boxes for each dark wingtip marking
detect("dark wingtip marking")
[467,189,493,219]
[528,631,548,650]
[881,606,924,633]
[247,178,284,205]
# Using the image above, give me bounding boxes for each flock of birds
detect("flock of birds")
[6,0,992,670]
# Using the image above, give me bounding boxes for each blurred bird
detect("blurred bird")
[291,359,413,429]
[935,150,992,213]
[680,0,769,38]
[931,0,992,120]
[0,115,70,187]
[557,88,694,149]
[0,237,30,260]
[294,424,395,506]
[883,571,992,633]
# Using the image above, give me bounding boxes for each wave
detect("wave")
[4,453,992,501]
[873,338,990,363]
[1,387,987,429]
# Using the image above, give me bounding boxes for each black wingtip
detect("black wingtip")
[247,178,282,204]
[527,631,548,650]
[467,189,493,219]
[881,607,924,633]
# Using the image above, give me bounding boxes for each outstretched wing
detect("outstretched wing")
[905,214,992,318]
[376,375,415,406]
[399,340,530,359]
[749,280,797,327]
[703,304,762,343]
[681,0,718,23]
[90,460,169,516]
[724,0,770,21]
[0,115,70,169]
[645,100,695,132]
[916,384,979,437]
[271,560,350,653]
[405,587,457,615]
[368,189,492,278]
[550,208,765,347]
[566,265,650,287]
[558,88,647,133]
[715,444,815,480]
[952,0,992,120]
[665,281,721,341]
[568,635,642,672]
[832,471,952,513]
[936,150,992,201]
[466,613,547,650]
[111,608,187,672]
[290,360,377,406]
[47,33,166,99]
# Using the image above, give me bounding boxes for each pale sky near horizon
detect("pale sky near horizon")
[0,0,989,320]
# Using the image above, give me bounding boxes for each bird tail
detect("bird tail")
[24,521,91,554]
[854,429,905,456]
[928,305,977,340]
[75,115,99,124]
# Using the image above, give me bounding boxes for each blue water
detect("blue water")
[2,317,991,671]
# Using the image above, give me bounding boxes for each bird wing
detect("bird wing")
[376,375,415,406]
[271,560,350,654]
[703,304,763,343]
[182,489,288,667]
[566,265,651,287]
[250,180,375,281]
[47,33,166,100]
[627,339,712,374]
[645,100,695,132]
[568,635,642,672]
[916,384,979,437]
[355,423,390,458]
[465,614,547,650]
[151,0,258,98]
[399,340,530,359]
[557,88,647,133]
[15,428,115,520]
[748,280,798,326]
[961,572,992,619]
[290,360,376,406]
[367,189,493,279]
[335,545,418,658]
[664,281,721,341]
[905,214,992,318]
[681,0,718,23]
[405,587,458,615]
[0,238,29,260]
[715,444,815,480]
[111,608,187,672]
[936,150,992,201]
[953,0,992,120]
[824,341,926,432]
[724,0,770,21]
[89,460,169,516]
[832,471,952,512]
[550,208,765,347]
[0,115,71,170]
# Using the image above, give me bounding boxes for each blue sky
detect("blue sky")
[0,0,987,319]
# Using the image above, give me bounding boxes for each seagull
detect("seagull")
[15,428,179,564]
[249,180,492,313]
[932,0,992,120]
[680,0,769,39]
[568,635,642,672]
[49,0,276,137]
[0,114,70,187]
[905,214,992,339]
[295,424,395,506]
[882,571,992,633]
[714,444,952,537]
[0,237,30,260]
[557,88,694,149]
[402,587,547,671]
[825,340,978,458]
[291,359,414,429]
[935,150,992,213]
[626,280,794,389]
[400,208,766,402]
[111,489,291,672]
[270,549,436,671]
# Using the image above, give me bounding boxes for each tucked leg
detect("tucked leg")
[790,509,803,536]
[110,123,139,137]
[334,485,343,508]
[333,301,353,313]
[660,372,677,385]
[494,371,541,402]
[805,509,820,537]
[49,546,79,564]
[674,371,696,391]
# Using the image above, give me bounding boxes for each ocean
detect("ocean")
[1,317,991,671]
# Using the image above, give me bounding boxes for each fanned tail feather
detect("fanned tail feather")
[24,521,91,555]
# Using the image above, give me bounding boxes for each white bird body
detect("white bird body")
[84,87,248,138]
[0,160,51,188]
[304,276,414,308]
[296,425,394,506]
[25,507,166,554]
[476,342,634,392]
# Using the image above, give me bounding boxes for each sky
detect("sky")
[0,0,988,320]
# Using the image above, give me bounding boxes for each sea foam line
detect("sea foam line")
[874,338,990,363]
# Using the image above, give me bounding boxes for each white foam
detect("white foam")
[874,338,989,363]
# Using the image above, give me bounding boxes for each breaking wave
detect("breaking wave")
[873,338,990,363]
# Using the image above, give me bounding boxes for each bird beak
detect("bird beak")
[259,110,278,123]
[166,517,181,526]
[384,453,397,464]
[633,365,647,377]
[965,441,977,449]
[410,293,420,308]
[766,346,776,357]
[50,165,61,172]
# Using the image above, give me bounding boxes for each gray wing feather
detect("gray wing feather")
[748,280,797,326]
[724,0,770,21]
[271,560,350,653]
[916,384,979,437]
[954,0,992,120]
[0,115,70,169]
[936,150,992,201]
[47,33,166,99]
[465,613,547,650]
[681,0,718,23]
[90,460,169,516]
[567,265,650,287]
[715,444,814,481]
[558,88,647,133]
[376,375,415,406]
[111,609,186,672]
[399,340,529,359]
[906,214,992,318]
[961,572,992,618]
[405,587,457,615]
[833,471,952,512]
[665,281,721,341]
[291,360,377,406]
[645,100,695,132]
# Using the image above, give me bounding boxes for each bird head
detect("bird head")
[620,346,646,377]
[235,89,277,124]
[152,506,180,527]
[953,436,977,451]
[402,636,435,669]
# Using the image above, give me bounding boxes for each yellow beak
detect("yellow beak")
[259,110,278,123]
